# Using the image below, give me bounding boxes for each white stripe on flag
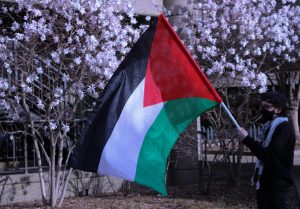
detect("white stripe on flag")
[98,79,163,180]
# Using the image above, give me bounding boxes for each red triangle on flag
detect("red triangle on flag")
[144,14,222,107]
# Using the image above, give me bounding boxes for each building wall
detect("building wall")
[0,172,123,205]
[130,0,163,16]
[1,0,164,16]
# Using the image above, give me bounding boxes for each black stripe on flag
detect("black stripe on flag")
[69,18,158,172]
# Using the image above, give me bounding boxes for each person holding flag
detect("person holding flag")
[237,92,295,209]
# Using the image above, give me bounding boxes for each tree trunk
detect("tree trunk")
[33,138,47,205]
[164,0,193,44]
[290,96,300,142]
[55,136,64,199]
[164,0,189,21]
[50,146,56,207]
[289,72,300,143]
[58,168,73,207]
[21,72,48,205]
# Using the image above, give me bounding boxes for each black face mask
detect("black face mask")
[261,108,275,122]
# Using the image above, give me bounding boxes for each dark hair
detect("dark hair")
[261,92,292,116]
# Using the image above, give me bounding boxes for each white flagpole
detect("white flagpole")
[220,102,241,129]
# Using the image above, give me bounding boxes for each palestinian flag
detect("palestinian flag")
[69,14,222,195]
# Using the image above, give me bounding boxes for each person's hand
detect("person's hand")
[236,128,248,140]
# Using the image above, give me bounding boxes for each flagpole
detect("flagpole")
[220,102,241,129]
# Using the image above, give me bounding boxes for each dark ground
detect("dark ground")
[2,182,299,209]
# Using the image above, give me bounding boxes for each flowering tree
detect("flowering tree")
[161,0,300,193]
[0,0,143,206]
[167,0,300,139]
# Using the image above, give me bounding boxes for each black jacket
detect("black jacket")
[242,120,296,191]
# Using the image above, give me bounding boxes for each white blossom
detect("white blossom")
[62,73,70,82]
[259,86,268,93]
[62,48,69,54]
[15,33,24,40]
[74,57,81,65]
[77,89,84,100]
[257,72,268,86]
[26,73,38,83]
[49,122,57,130]
[87,84,99,98]
[53,36,59,43]
[11,21,20,31]
[250,84,257,89]
[65,22,73,32]
[50,99,61,108]
[0,78,9,90]
[51,51,60,64]
[86,35,99,51]
[21,84,32,93]
[41,33,46,41]
[36,67,44,74]
[0,99,10,111]
[67,37,72,44]
[10,86,16,92]
[14,96,21,104]
[227,48,235,55]
[37,98,45,110]
[77,29,85,37]
[54,88,63,98]
[241,77,251,87]
[4,62,9,69]
[62,123,70,134]
[32,9,42,17]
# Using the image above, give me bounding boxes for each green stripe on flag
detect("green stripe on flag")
[134,97,218,195]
